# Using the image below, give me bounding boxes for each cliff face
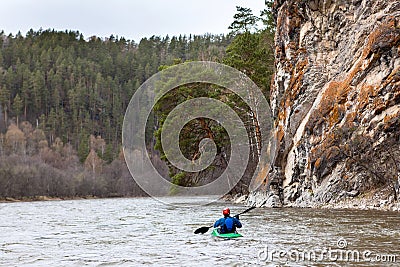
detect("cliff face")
[250,0,400,208]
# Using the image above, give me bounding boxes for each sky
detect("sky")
[0,0,266,42]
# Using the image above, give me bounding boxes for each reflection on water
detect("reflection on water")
[0,197,399,266]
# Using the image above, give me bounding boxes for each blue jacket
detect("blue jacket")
[214,216,242,233]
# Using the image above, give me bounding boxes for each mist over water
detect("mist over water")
[0,196,399,266]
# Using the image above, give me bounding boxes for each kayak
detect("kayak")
[211,228,243,239]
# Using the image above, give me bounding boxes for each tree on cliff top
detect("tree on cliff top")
[229,6,260,33]
[224,3,275,96]
[260,0,276,34]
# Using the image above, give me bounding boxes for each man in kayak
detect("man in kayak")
[213,208,242,234]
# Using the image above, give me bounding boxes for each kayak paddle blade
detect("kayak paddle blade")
[194,226,212,234]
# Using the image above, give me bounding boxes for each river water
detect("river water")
[0,196,399,266]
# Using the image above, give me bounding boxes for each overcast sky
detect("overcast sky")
[0,0,266,42]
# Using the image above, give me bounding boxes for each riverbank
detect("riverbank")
[3,189,400,212]
[0,194,148,203]
[0,195,101,203]
[231,184,400,212]
[316,189,400,212]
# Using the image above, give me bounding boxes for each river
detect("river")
[0,196,399,266]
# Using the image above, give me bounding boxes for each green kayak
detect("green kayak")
[211,228,243,239]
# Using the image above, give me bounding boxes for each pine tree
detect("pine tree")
[78,133,90,163]
[260,0,276,34]
[0,86,10,124]
[12,94,23,126]
[228,6,260,33]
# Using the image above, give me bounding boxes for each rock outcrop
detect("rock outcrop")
[250,0,400,209]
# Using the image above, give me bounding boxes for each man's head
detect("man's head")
[222,207,230,217]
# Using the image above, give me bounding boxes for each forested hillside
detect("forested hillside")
[0,30,230,155]
[0,3,275,199]
[0,30,232,199]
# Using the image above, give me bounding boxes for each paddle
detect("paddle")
[194,205,259,234]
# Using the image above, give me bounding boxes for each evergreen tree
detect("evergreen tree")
[78,133,90,163]
[260,0,276,34]
[228,6,260,33]
[0,86,10,124]
[12,94,23,126]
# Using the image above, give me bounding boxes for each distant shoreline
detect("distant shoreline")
[3,193,399,212]
[0,195,149,203]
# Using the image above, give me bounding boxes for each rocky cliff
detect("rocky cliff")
[249,0,400,210]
